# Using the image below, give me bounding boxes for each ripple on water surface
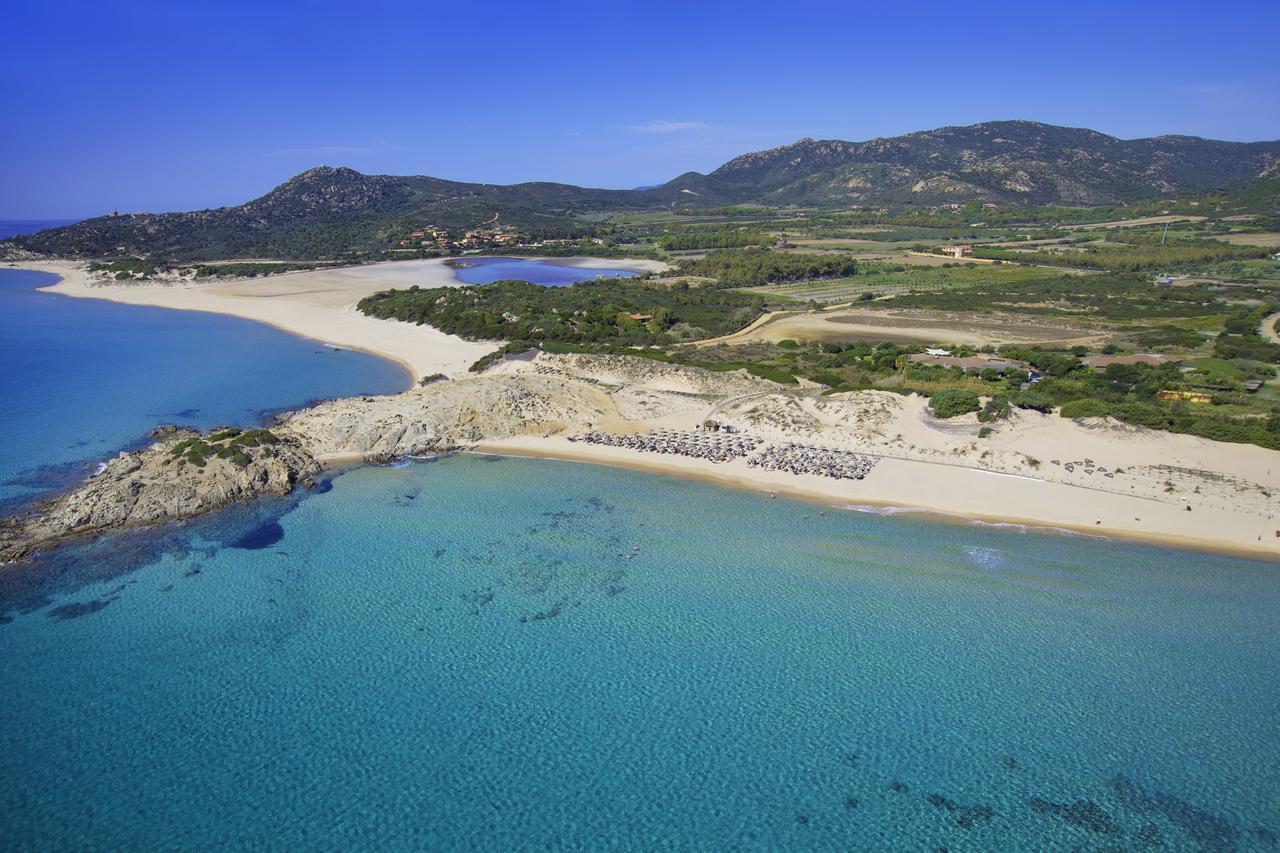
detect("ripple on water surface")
[0,455,1276,850]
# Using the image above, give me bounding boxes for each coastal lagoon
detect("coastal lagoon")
[0,268,408,510]
[2,454,1276,850]
[450,256,641,286]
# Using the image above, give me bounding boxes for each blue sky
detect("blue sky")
[3,0,1278,218]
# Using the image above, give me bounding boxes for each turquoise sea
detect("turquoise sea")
[2,455,1278,850]
[1,265,1278,850]
[0,268,408,510]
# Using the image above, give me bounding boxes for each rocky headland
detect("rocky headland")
[0,355,771,563]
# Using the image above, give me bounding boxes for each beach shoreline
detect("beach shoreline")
[471,435,1280,562]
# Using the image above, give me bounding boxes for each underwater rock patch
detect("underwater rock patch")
[520,598,567,623]
[462,588,495,615]
[47,598,114,620]
[1108,774,1240,850]
[1028,797,1123,836]
[230,521,285,550]
[927,793,994,829]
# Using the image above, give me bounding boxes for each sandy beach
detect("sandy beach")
[472,434,1279,560]
[9,260,1280,560]
[18,257,663,380]
[467,356,1280,560]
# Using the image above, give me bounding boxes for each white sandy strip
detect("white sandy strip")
[472,435,1280,560]
[18,259,495,380]
[17,257,664,381]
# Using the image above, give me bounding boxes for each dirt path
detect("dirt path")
[1262,312,1280,345]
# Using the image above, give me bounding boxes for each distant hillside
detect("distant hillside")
[12,120,1279,260]
[694,121,1280,206]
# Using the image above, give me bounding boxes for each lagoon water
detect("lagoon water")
[2,454,1277,850]
[450,256,640,286]
[0,269,408,510]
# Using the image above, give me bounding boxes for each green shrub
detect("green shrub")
[808,371,845,388]
[1011,390,1054,412]
[977,396,1011,422]
[929,390,981,418]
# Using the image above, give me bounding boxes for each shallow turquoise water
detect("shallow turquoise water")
[2,455,1276,850]
[451,256,640,286]
[0,268,408,509]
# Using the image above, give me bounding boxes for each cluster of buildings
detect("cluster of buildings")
[391,226,603,254]
[393,226,520,252]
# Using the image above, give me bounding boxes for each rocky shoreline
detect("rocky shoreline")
[0,354,755,564]
[0,426,322,563]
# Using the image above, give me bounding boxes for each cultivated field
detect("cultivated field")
[1209,232,1280,248]
[740,263,1053,303]
[697,306,1099,348]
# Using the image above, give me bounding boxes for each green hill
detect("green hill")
[11,120,1279,260]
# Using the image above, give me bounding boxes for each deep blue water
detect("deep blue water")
[450,256,641,286]
[0,268,408,510]
[0,219,81,239]
[1,454,1277,851]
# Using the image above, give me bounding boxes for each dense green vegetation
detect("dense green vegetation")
[358,279,776,347]
[192,261,323,277]
[742,260,1050,303]
[929,390,981,418]
[658,227,771,251]
[671,249,857,287]
[87,258,164,279]
[168,428,280,469]
[974,238,1270,271]
[1058,398,1280,449]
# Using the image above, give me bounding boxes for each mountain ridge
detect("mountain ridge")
[11,120,1279,260]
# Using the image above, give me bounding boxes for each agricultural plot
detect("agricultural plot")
[739,263,1052,303]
